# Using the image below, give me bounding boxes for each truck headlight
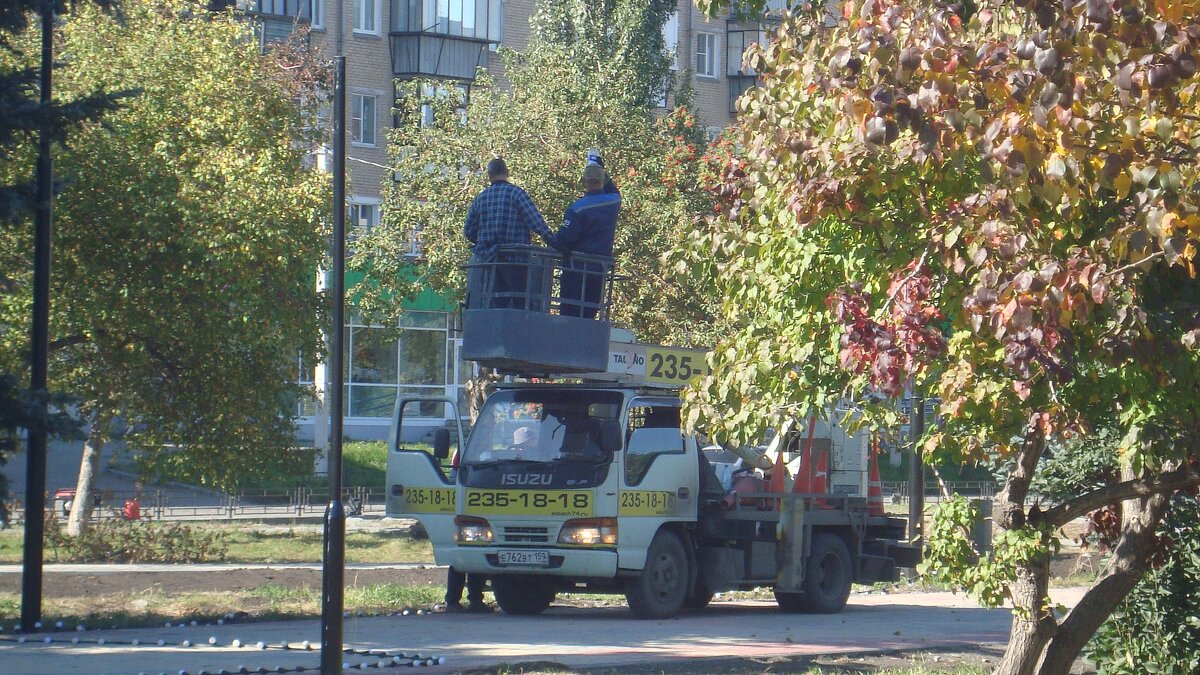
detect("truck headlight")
[557,518,617,546]
[454,515,494,544]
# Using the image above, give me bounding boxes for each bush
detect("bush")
[1087,494,1200,673]
[44,515,228,563]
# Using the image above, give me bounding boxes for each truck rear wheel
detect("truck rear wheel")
[626,530,689,619]
[797,532,853,614]
[492,575,555,615]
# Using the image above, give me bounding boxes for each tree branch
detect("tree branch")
[996,432,1044,530]
[49,334,90,352]
[880,247,931,314]
[1103,250,1164,278]
[1040,464,1200,528]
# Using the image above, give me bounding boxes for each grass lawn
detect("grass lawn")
[0,523,433,564]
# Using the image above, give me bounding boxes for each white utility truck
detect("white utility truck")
[385,246,918,618]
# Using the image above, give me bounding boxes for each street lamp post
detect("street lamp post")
[319,54,348,675]
[21,0,55,634]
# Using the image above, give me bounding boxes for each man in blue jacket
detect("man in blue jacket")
[557,161,620,318]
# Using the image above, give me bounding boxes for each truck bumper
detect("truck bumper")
[449,546,619,578]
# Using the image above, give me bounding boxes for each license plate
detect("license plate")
[497,549,549,567]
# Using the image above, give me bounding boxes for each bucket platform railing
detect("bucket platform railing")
[461,245,616,375]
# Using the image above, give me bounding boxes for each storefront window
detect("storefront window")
[351,325,399,384]
[349,385,398,418]
[324,311,456,419]
[399,327,446,386]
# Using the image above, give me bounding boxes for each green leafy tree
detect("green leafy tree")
[0,0,122,515]
[683,0,1200,672]
[0,0,329,534]
[1087,494,1200,673]
[358,0,720,358]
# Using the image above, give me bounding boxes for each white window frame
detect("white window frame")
[350,92,378,146]
[311,0,324,29]
[663,12,679,71]
[354,0,380,34]
[696,31,718,79]
[348,197,381,237]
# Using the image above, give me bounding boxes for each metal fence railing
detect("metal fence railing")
[882,480,997,503]
[0,480,1002,525]
[2,486,388,525]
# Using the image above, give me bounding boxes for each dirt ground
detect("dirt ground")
[0,565,448,599]
[0,549,1102,600]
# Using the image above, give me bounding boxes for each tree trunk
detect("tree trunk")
[997,553,1057,675]
[65,411,110,536]
[1036,470,1172,674]
[464,367,502,424]
[994,433,1056,675]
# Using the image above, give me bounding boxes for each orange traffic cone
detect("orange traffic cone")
[813,449,830,508]
[768,449,787,506]
[867,444,885,516]
[791,416,816,495]
[790,448,811,495]
[813,449,828,494]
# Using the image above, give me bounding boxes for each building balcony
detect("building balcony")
[389,32,491,81]
[236,0,312,47]
[389,0,501,81]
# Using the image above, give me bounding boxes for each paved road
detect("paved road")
[0,587,1088,675]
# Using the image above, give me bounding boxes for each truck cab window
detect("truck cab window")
[463,389,623,466]
[624,404,684,486]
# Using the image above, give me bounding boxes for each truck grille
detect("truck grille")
[501,526,550,543]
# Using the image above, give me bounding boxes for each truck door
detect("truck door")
[617,397,699,570]
[386,396,464,565]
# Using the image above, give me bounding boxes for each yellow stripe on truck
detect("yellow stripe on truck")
[400,487,456,514]
[643,346,709,385]
[618,490,677,516]
[464,489,593,517]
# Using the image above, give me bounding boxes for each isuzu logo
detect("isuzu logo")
[500,473,552,486]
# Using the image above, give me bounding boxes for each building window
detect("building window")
[311,0,324,28]
[696,32,718,78]
[355,0,379,33]
[726,24,768,112]
[403,223,423,257]
[662,12,679,71]
[726,26,763,77]
[349,199,380,236]
[351,93,377,146]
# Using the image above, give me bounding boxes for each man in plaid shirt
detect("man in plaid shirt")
[464,158,563,308]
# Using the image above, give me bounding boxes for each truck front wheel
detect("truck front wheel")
[626,530,689,619]
[492,575,555,615]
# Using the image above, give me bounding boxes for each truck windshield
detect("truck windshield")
[463,389,623,466]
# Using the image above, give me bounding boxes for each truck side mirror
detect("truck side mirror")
[432,428,451,459]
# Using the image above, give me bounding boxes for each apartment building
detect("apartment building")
[241,0,779,441]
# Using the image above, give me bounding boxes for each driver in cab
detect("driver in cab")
[479,425,539,461]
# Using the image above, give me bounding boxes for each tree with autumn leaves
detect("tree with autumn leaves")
[684,0,1200,672]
